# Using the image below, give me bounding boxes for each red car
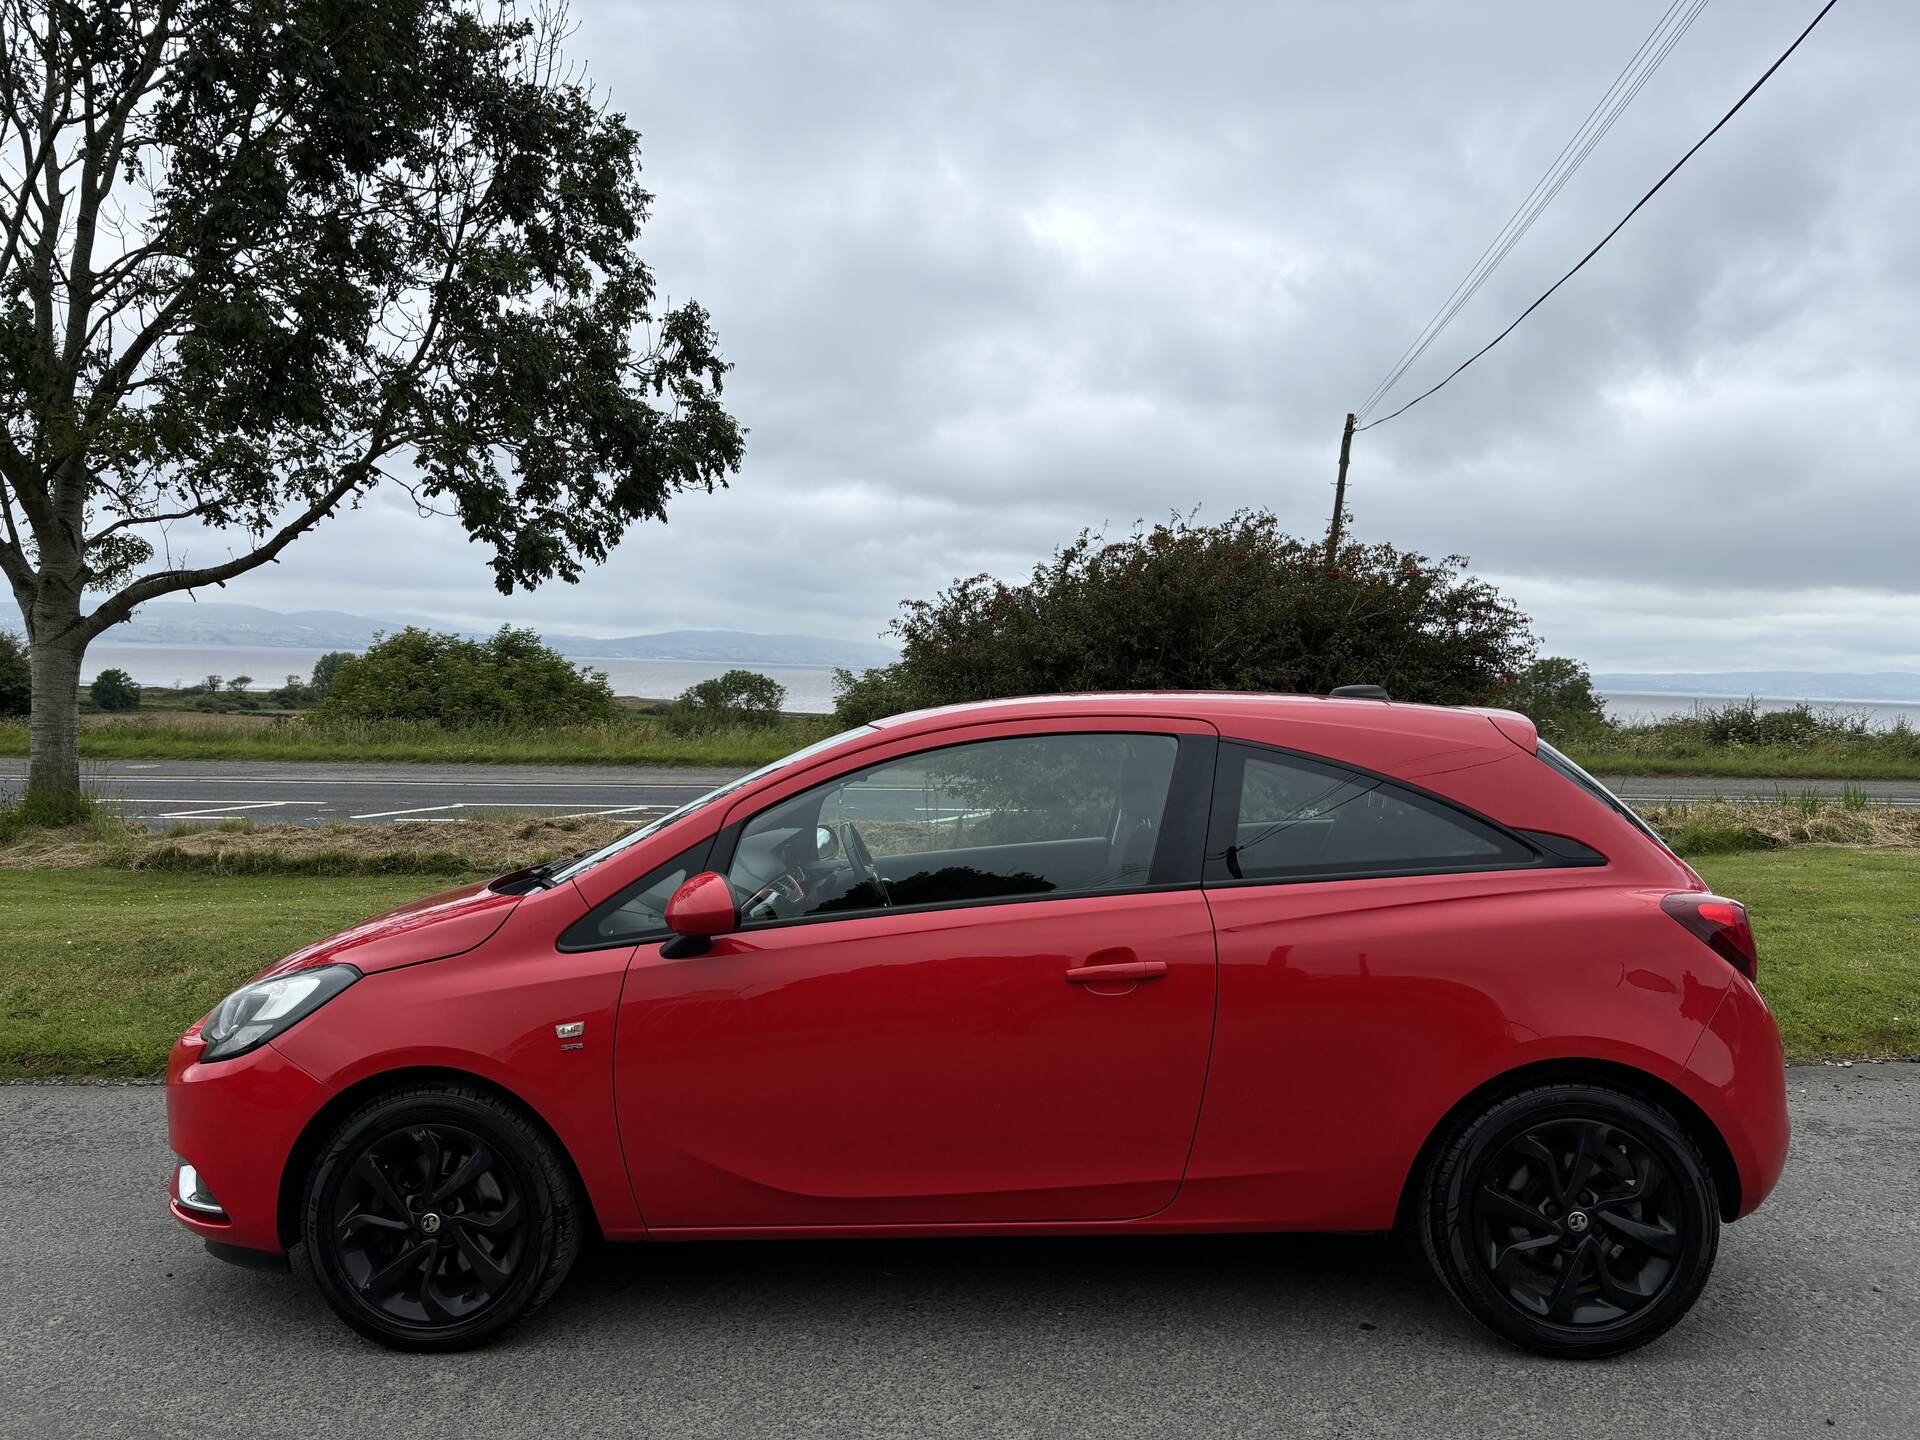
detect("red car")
[166,692,1787,1356]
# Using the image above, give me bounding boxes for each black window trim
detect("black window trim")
[556,832,718,953]
[703,729,1217,935]
[1201,738,1589,891]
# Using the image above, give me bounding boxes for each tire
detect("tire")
[1419,1082,1720,1359]
[302,1082,581,1351]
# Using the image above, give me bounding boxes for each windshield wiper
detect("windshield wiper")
[494,847,596,894]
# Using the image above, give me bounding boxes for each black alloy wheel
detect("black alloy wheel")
[330,1122,526,1327]
[1471,1116,1682,1326]
[1421,1083,1720,1358]
[305,1084,580,1351]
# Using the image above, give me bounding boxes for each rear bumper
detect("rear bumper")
[166,1033,332,1256]
[1682,975,1790,1219]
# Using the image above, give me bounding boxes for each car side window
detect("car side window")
[1206,743,1536,884]
[559,841,709,950]
[726,732,1181,924]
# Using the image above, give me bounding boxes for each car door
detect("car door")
[612,720,1219,1230]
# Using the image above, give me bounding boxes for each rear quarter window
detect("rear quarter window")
[1206,743,1538,884]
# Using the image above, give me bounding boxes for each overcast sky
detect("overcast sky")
[175,0,1917,674]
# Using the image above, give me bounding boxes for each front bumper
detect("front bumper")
[166,1031,332,1257]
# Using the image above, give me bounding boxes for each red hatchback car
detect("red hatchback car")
[166,693,1788,1356]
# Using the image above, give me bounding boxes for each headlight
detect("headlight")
[200,964,359,1061]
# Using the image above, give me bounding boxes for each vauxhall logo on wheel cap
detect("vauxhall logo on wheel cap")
[419,1212,443,1235]
[1566,1210,1591,1234]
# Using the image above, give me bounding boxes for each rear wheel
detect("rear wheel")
[1420,1083,1719,1358]
[303,1083,580,1351]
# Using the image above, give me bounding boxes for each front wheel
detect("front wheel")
[303,1083,581,1351]
[1420,1083,1720,1358]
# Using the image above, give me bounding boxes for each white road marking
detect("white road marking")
[153,800,298,820]
[49,774,715,789]
[350,803,468,820]
[550,804,674,820]
[99,797,328,807]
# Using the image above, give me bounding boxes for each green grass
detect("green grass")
[10,691,1920,777]
[2,849,1914,1078]
[0,871,475,1078]
[1558,698,1920,780]
[1561,746,1920,781]
[0,713,836,768]
[1693,849,1920,1061]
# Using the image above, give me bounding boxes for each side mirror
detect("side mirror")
[664,871,737,939]
[814,825,841,861]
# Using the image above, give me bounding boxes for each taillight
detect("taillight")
[1661,892,1758,982]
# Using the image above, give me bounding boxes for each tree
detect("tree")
[89,665,139,710]
[225,674,253,693]
[833,511,1539,724]
[667,668,786,732]
[1506,656,1610,740]
[313,625,617,728]
[0,1,743,814]
[0,631,27,715]
[309,652,354,699]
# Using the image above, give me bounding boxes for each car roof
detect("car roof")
[872,691,1535,751]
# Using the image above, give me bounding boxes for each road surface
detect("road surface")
[0,1063,1914,1438]
[3,758,1915,827]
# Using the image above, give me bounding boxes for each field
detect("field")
[7,694,1919,777]
[0,710,832,768]
[1,846,1912,1078]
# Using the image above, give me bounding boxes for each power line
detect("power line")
[1357,0,1710,424]
[1358,0,1842,434]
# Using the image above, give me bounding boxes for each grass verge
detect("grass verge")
[1636,798,1920,856]
[0,713,835,767]
[1563,748,1920,781]
[7,697,1919,778]
[0,812,634,876]
[1693,849,1920,1061]
[1,847,1913,1078]
[0,871,476,1078]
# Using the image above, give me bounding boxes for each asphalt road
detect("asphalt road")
[1,1065,1914,1439]
[0,758,738,828]
[3,758,1916,828]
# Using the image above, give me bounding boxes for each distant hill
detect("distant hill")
[111,602,389,649]
[107,601,896,669]
[1593,671,1920,703]
[543,629,896,668]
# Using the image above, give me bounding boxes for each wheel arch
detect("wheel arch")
[275,1065,603,1250]
[1393,1057,1743,1229]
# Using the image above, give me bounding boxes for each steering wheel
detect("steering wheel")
[838,821,892,908]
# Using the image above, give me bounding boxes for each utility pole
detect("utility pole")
[1326,411,1356,563]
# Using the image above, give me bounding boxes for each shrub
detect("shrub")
[0,632,30,716]
[89,667,141,711]
[665,669,787,733]
[310,651,354,697]
[1504,656,1609,740]
[835,511,1538,724]
[830,663,930,726]
[313,626,618,729]
[269,673,316,708]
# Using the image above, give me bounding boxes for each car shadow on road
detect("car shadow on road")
[538,1229,1475,1353]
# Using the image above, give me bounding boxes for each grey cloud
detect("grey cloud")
[165,0,1915,672]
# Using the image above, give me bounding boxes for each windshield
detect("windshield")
[1535,739,1665,845]
[544,725,877,885]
